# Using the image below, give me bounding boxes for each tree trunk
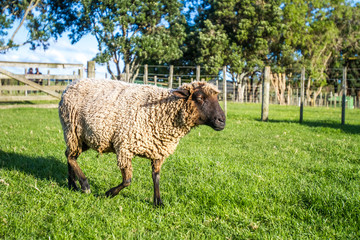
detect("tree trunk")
[306,76,313,106]
[270,73,279,104]
[279,73,286,105]
[312,86,323,106]
[287,83,292,105]
[234,72,247,102]
[270,73,286,105]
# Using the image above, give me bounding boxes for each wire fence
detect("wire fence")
[121,65,360,110]
[1,61,360,111]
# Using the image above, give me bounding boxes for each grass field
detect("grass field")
[0,103,359,239]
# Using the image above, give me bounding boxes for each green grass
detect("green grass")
[0,103,359,239]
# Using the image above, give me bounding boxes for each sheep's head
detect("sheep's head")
[173,81,226,131]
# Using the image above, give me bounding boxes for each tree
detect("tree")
[0,0,76,53]
[69,0,186,81]
[327,2,360,97]
[191,0,284,102]
[281,0,360,105]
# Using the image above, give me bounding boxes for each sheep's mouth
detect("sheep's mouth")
[207,119,226,131]
[212,123,225,131]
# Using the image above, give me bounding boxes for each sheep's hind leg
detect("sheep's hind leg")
[105,158,133,198]
[66,149,91,194]
[68,160,78,191]
[152,159,164,207]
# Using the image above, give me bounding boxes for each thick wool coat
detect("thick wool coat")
[59,79,219,173]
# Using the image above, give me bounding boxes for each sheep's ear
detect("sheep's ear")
[173,89,190,99]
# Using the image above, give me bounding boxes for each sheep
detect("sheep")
[58,79,226,206]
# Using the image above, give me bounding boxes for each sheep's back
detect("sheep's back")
[60,79,170,154]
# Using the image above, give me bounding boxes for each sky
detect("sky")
[0,27,112,78]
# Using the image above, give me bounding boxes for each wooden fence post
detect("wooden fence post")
[125,63,130,82]
[144,64,148,84]
[223,66,227,117]
[300,67,305,123]
[178,77,181,87]
[78,68,83,80]
[169,65,173,89]
[47,70,51,86]
[154,75,157,86]
[252,83,255,103]
[261,66,271,121]
[87,61,95,78]
[196,65,200,82]
[325,92,328,107]
[342,66,347,125]
[259,84,262,103]
[232,81,235,101]
[330,92,333,107]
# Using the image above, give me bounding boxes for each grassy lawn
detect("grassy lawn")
[0,103,359,239]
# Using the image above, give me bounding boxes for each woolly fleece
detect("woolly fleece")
[59,79,220,173]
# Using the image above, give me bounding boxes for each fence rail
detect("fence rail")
[0,61,84,102]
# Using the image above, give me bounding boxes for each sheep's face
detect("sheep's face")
[174,83,226,131]
[191,89,226,131]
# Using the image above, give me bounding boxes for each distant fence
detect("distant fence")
[117,63,360,109]
[1,61,359,124]
[0,61,85,102]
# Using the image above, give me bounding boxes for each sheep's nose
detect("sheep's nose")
[213,115,226,130]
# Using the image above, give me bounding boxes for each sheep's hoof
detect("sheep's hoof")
[154,198,164,208]
[105,189,116,198]
[68,180,79,191]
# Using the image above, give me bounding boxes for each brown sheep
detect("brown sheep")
[58,79,225,206]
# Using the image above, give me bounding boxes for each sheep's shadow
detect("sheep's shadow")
[300,120,360,134]
[258,119,360,134]
[0,150,67,187]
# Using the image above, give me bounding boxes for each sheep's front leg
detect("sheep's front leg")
[152,159,164,207]
[105,153,133,198]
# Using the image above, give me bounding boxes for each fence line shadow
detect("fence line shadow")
[263,119,360,134]
[0,150,67,187]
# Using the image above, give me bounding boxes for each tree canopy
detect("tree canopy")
[1,0,359,87]
[68,0,186,80]
[0,0,76,53]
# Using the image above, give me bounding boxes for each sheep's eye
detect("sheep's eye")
[197,96,204,102]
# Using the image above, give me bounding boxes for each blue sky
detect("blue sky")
[0,27,110,78]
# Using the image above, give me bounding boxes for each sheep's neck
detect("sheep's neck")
[150,96,195,141]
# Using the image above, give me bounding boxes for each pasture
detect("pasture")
[0,103,359,239]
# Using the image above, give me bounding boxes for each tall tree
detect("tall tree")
[0,0,76,53]
[327,2,360,97]
[282,0,360,105]
[191,0,284,101]
[69,0,186,80]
